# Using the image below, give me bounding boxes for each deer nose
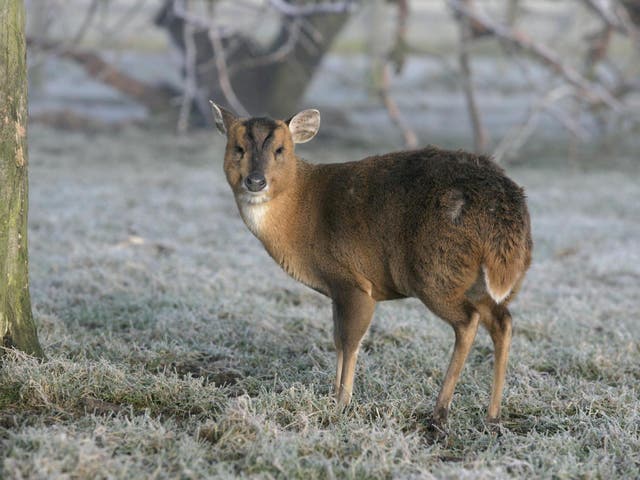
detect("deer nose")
[244,172,267,192]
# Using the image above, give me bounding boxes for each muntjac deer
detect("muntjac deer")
[211,103,532,427]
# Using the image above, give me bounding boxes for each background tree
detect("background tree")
[156,0,353,122]
[24,0,640,157]
[0,0,44,357]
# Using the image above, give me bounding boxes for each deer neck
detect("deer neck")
[236,158,313,271]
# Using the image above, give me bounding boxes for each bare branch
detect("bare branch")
[228,20,302,75]
[70,0,100,45]
[377,0,417,149]
[178,21,197,134]
[505,0,520,27]
[493,86,575,163]
[27,37,174,113]
[545,103,590,140]
[388,0,409,73]
[268,0,358,17]
[209,30,250,116]
[612,79,640,97]
[171,0,234,38]
[448,0,622,110]
[582,0,631,34]
[25,0,103,64]
[378,63,418,149]
[615,1,640,42]
[100,0,150,42]
[455,1,488,153]
[581,0,640,82]
[585,26,613,70]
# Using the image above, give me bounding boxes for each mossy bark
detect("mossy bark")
[0,0,44,358]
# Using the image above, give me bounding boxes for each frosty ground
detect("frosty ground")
[0,124,639,478]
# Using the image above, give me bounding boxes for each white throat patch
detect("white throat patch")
[238,195,270,236]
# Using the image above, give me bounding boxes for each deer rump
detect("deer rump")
[316,146,532,305]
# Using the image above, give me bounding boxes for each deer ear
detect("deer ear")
[210,101,237,136]
[286,109,320,144]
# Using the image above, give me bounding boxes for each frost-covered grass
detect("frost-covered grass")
[1,126,639,479]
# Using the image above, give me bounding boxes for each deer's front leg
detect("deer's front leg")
[333,302,344,395]
[332,288,376,408]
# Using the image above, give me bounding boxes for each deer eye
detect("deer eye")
[234,145,244,155]
[275,146,284,155]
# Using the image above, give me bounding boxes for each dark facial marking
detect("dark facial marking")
[244,117,278,148]
[242,117,280,171]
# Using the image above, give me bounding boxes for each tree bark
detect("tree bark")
[0,0,44,357]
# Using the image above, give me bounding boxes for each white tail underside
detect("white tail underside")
[482,265,514,304]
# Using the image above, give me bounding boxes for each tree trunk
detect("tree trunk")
[260,13,350,117]
[156,1,351,120]
[0,0,44,357]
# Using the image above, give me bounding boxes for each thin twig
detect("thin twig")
[297,19,324,55]
[268,0,358,17]
[448,0,622,110]
[228,20,302,75]
[27,37,171,112]
[545,103,589,140]
[209,29,249,116]
[378,1,417,149]
[100,0,149,42]
[505,0,520,27]
[493,86,575,163]
[70,0,100,45]
[582,0,638,38]
[171,0,234,38]
[455,1,488,152]
[178,21,197,134]
[378,64,417,149]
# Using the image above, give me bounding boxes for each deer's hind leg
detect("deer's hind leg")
[423,297,481,427]
[477,296,513,423]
